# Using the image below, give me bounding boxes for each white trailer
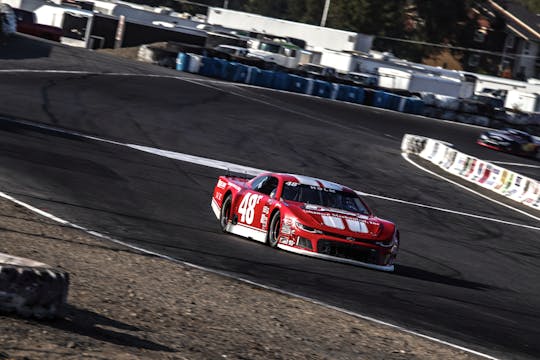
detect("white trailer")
[318,50,361,73]
[470,73,540,95]
[504,90,539,112]
[376,66,474,97]
[377,68,411,91]
[206,7,373,52]
[1,0,93,47]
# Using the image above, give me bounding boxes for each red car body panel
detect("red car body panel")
[211,173,399,271]
[17,22,62,41]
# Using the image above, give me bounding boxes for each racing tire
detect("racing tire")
[220,195,232,233]
[0,263,69,319]
[267,212,281,248]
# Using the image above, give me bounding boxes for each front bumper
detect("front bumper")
[277,229,398,272]
[278,243,395,272]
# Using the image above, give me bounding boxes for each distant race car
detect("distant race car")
[477,128,539,158]
[211,173,399,271]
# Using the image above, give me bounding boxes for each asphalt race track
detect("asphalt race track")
[1,37,539,359]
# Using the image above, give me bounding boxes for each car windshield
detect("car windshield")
[259,42,281,53]
[281,183,370,214]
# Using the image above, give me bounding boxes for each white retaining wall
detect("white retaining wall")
[401,134,540,210]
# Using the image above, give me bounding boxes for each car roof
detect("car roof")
[503,128,529,136]
[216,45,247,50]
[267,173,353,192]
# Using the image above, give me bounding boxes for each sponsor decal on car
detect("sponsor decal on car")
[217,179,227,189]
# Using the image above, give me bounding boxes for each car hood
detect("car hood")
[291,203,392,239]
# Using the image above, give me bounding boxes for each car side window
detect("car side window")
[250,176,267,191]
[252,176,278,196]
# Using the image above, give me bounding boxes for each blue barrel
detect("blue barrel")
[212,58,228,79]
[289,75,314,94]
[224,61,239,81]
[248,67,262,85]
[412,98,425,114]
[313,80,333,98]
[289,74,307,93]
[244,66,257,84]
[336,85,357,102]
[329,83,339,99]
[232,63,250,83]
[355,87,365,104]
[176,52,190,72]
[387,93,402,110]
[252,70,275,88]
[373,91,391,109]
[363,88,375,106]
[198,56,214,77]
[271,72,290,90]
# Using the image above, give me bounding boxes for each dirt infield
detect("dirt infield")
[0,196,488,360]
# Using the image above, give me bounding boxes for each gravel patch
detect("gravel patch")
[0,197,487,360]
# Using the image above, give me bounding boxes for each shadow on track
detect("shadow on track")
[0,34,52,60]
[393,264,496,290]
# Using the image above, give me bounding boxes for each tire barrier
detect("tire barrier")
[174,52,426,115]
[0,253,69,319]
[401,134,540,210]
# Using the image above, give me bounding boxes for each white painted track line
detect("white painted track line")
[0,189,502,360]
[0,70,531,359]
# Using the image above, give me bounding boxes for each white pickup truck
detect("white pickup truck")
[246,38,302,69]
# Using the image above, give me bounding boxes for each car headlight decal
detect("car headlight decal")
[295,221,323,234]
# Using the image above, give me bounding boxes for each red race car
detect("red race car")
[211,173,399,271]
